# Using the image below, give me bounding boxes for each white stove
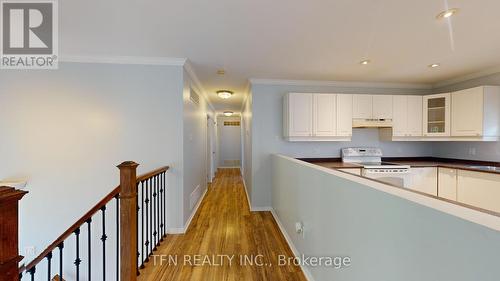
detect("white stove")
[342,147,410,187]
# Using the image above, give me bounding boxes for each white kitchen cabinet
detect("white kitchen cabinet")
[313,94,336,136]
[457,170,500,213]
[407,167,438,196]
[438,168,457,201]
[392,95,423,137]
[423,93,451,137]
[284,93,313,137]
[284,93,351,141]
[372,95,393,119]
[352,95,373,119]
[451,86,500,139]
[336,94,353,137]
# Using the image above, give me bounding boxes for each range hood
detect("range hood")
[352,118,393,128]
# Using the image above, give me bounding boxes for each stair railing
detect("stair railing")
[16,162,169,281]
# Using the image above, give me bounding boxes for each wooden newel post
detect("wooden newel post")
[117,161,139,281]
[0,186,28,281]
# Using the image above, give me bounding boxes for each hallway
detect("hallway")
[138,168,306,281]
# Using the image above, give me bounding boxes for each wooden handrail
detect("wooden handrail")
[22,165,169,274]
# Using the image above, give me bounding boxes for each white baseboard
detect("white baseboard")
[241,173,252,211]
[251,206,273,212]
[167,187,208,235]
[270,209,315,281]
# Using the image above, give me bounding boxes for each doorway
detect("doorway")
[217,115,241,168]
[207,115,216,182]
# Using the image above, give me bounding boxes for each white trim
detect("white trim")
[166,228,185,234]
[184,60,216,112]
[60,55,187,66]
[277,154,500,232]
[270,209,315,281]
[285,136,352,142]
[249,78,432,90]
[183,187,208,233]
[241,171,252,211]
[433,66,500,88]
[251,206,273,212]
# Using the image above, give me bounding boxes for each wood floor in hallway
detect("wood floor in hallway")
[138,168,307,281]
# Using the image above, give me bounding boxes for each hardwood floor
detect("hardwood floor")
[138,168,306,281]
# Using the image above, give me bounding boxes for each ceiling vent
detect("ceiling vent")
[190,88,200,105]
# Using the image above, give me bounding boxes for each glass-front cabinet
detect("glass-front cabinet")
[423,93,451,136]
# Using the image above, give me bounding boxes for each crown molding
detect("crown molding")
[184,59,216,112]
[59,55,187,66]
[432,66,500,89]
[249,78,432,90]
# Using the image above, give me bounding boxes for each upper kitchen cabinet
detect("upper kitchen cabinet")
[391,95,423,137]
[283,93,352,141]
[352,95,372,119]
[372,95,393,119]
[423,93,451,137]
[353,94,393,127]
[451,86,500,140]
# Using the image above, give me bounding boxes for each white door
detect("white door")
[372,95,393,119]
[438,168,457,200]
[352,95,373,119]
[336,94,353,136]
[423,93,451,136]
[407,96,423,136]
[313,94,336,136]
[392,96,408,137]
[289,93,313,136]
[457,170,500,213]
[407,167,438,196]
[218,117,242,167]
[451,87,484,136]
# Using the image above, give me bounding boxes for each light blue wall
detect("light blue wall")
[249,82,434,208]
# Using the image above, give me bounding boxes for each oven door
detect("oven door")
[362,169,409,187]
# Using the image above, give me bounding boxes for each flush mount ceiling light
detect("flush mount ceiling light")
[436,8,459,19]
[428,63,440,68]
[360,59,371,65]
[217,90,233,99]
[217,69,225,75]
[223,111,234,117]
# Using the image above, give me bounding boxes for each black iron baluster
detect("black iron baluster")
[159,173,164,242]
[163,172,166,239]
[156,175,160,247]
[74,227,81,281]
[115,195,119,281]
[58,242,64,280]
[19,272,23,281]
[153,175,157,251]
[86,218,92,281]
[136,183,140,276]
[144,179,150,262]
[28,266,35,281]
[149,177,153,255]
[141,180,145,267]
[101,206,107,281]
[46,252,52,281]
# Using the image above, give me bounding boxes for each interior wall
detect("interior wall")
[431,72,500,162]
[250,82,433,209]
[0,62,185,279]
[217,116,242,168]
[182,68,215,226]
[272,155,500,281]
[241,91,253,203]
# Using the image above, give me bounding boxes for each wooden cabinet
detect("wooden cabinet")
[423,93,451,137]
[313,94,336,136]
[457,170,500,213]
[451,86,500,138]
[438,168,457,200]
[392,95,423,137]
[407,167,438,196]
[372,95,393,119]
[352,95,373,119]
[336,94,353,137]
[284,93,352,141]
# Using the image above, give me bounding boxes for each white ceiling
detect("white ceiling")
[59,0,500,111]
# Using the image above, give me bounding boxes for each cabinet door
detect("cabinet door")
[407,96,423,136]
[353,95,373,119]
[457,170,500,213]
[313,94,336,136]
[438,168,457,200]
[392,96,408,136]
[451,87,484,136]
[423,93,451,136]
[336,94,353,136]
[372,95,393,119]
[289,93,313,136]
[407,167,438,196]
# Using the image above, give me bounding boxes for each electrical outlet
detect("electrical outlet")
[295,222,305,238]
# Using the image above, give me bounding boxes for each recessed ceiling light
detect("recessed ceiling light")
[217,90,233,99]
[223,111,234,117]
[360,59,371,65]
[428,63,440,68]
[436,8,459,20]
